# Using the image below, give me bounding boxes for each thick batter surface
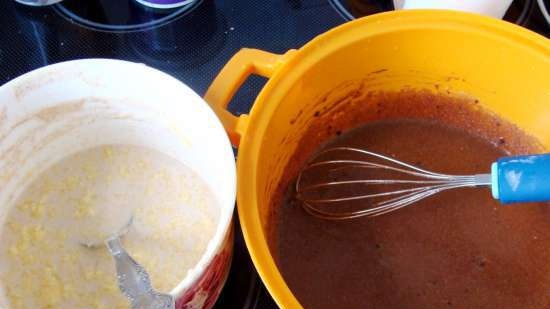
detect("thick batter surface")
[275,113,550,308]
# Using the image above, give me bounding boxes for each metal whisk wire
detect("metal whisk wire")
[296,147,492,220]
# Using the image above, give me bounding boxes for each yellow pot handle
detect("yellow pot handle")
[204,48,296,146]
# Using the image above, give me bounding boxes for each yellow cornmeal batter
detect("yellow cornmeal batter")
[0,145,220,309]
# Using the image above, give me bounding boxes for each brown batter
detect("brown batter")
[273,96,550,309]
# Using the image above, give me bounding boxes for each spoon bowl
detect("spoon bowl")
[80,215,134,249]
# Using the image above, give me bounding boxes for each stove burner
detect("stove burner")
[126,0,227,71]
[329,0,535,26]
[329,0,392,20]
[536,0,550,25]
[506,0,536,26]
[53,0,203,32]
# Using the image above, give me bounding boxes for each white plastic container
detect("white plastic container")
[0,59,236,309]
[394,0,514,19]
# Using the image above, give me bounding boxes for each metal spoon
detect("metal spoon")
[80,215,135,249]
[106,236,175,309]
[82,216,175,309]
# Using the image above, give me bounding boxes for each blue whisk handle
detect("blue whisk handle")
[492,153,550,204]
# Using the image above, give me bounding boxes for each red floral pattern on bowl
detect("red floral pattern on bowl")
[175,225,234,309]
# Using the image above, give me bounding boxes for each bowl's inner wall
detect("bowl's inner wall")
[253,24,550,247]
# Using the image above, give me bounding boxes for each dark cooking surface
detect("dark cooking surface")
[275,98,550,309]
[0,1,548,308]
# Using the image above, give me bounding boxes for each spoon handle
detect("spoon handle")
[106,237,175,309]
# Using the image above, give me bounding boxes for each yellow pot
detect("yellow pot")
[204,10,550,309]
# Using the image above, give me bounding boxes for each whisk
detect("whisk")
[296,147,550,220]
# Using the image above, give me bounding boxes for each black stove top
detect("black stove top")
[0,1,548,308]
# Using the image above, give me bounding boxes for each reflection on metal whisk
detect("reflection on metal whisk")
[296,147,550,220]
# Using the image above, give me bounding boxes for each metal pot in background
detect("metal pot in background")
[14,0,198,9]
[14,0,63,6]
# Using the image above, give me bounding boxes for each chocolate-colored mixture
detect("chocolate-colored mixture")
[274,96,550,309]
